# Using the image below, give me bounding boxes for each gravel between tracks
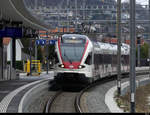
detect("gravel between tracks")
[50,92,78,113]
[26,90,56,113]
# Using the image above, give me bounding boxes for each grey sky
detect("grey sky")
[116,0,148,5]
[135,0,148,5]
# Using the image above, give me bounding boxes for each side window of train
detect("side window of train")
[85,52,92,65]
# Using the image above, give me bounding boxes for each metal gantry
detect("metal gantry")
[0,31,3,80]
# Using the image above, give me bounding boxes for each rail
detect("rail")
[45,91,62,113]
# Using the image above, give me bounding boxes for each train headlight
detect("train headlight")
[78,65,85,69]
[61,64,64,68]
[78,65,82,69]
[59,64,64,68]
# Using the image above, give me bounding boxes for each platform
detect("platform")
[0,71,54,113]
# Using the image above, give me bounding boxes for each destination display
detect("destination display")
[62,38,85,44]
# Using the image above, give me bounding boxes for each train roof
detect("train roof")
[93,42,130,55]
[61,34,130,55]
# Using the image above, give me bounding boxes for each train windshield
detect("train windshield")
[60,36,86,62]
[61,44,85,62]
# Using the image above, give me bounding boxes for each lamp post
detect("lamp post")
[34,30,39,61]
[0,32,3,80]
[0,18,4,80]
[28,28,33,76]
[46,32,49,74]
[75,0,78,32]
[67,0,69,33]
[29,39,32,76]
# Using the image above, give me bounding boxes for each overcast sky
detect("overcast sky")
[116,0,148,5]
[135,0,148,5]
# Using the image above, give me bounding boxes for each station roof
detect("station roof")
[0,0,49,31]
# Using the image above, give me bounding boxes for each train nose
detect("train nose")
[69,65,74,69]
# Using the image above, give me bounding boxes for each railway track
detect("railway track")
[44,74,118,113]
[44,70,150,113]
[45,91,79,113]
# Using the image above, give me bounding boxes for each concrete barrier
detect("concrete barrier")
[105,75,150,113]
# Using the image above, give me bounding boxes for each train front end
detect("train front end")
[54,34,93,82]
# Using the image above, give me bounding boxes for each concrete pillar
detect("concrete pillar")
[11,38,18,80]
[12,38,16,69]
[0,38,3,80]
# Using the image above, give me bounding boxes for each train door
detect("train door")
[99,54,103,78]
[102,53,105,77]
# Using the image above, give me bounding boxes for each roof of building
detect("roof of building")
[3,38,24,48]
[3,38,11,46]
[0,0,49,31]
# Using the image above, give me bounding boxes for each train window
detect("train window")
[94,54,99,69]
[98,54,103,64]
[103,54,112,64]
[61,45,85,62]
[85,53,92,65]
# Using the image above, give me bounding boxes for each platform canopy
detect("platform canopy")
[0,0,49,31]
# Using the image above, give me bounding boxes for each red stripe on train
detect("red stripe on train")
[58,39,63,63]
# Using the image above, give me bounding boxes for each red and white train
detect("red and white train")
[54,34,130,83]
